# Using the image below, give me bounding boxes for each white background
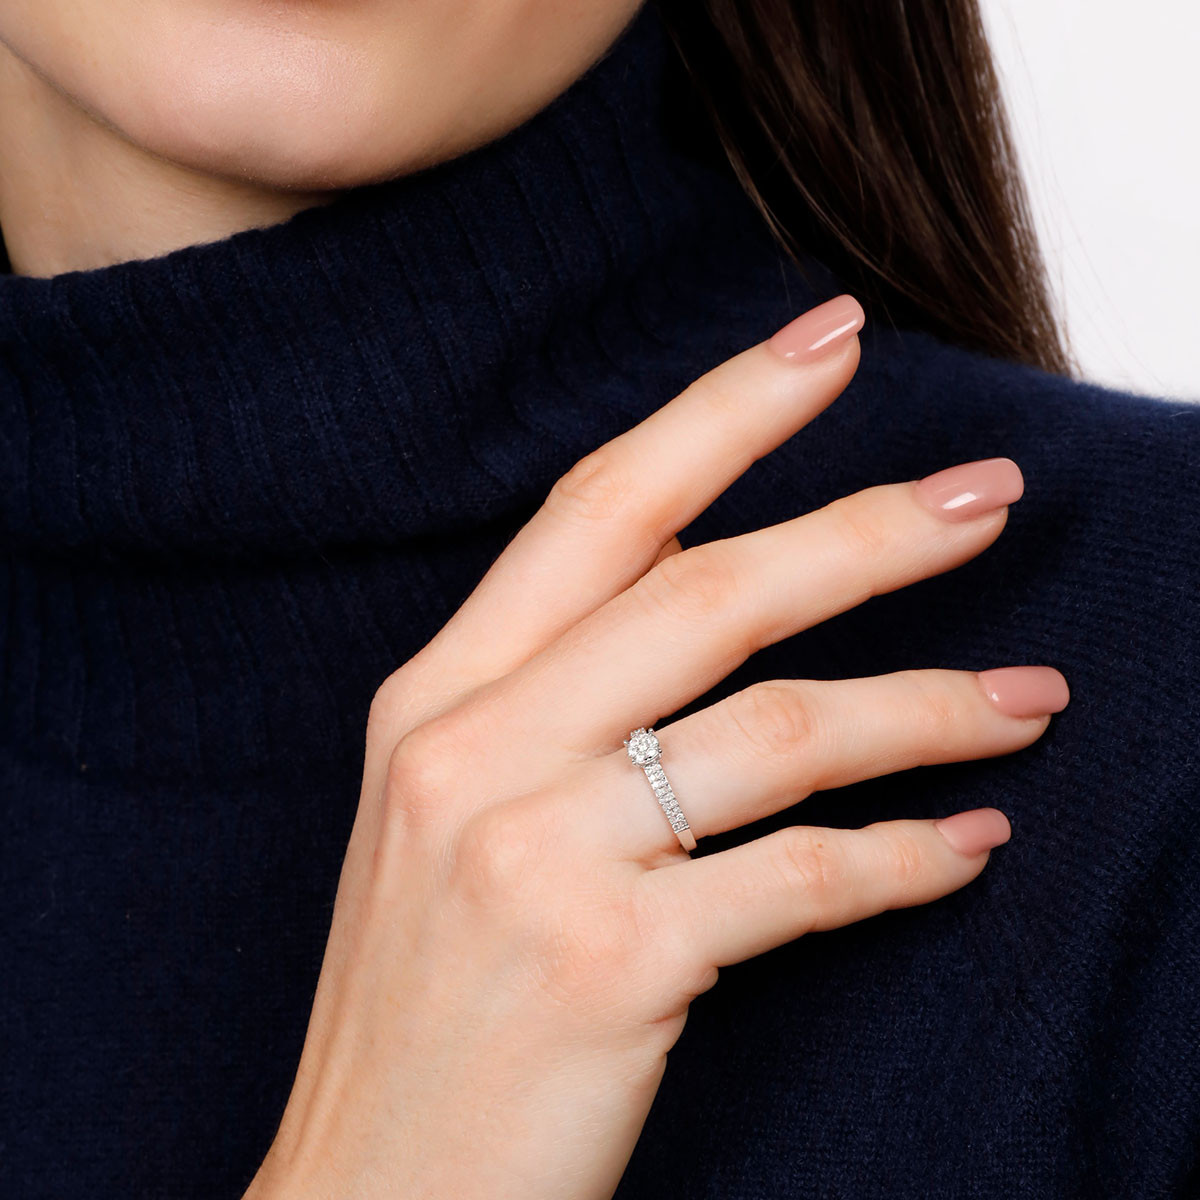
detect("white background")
[982,0,1200,399]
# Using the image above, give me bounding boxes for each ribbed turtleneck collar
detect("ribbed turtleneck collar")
[0,2,777,562]
[0,2,817,781]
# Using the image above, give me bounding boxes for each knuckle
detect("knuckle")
[885,829,929,893]
[368,672,405,727]
[895,669,962,746]
[382,715,463,818]
[548,446,634,525]
[728,682,820,763]
[684,368,746,419]
[638,545,742,626]
[451,801,555,904]
[773,828,846,903]
[368,670,432,745]
[828,489,895,561]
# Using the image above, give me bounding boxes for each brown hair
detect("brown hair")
[656,0,1070,374]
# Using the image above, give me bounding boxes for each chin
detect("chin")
[120,46,431,192]
[12,0,647,193]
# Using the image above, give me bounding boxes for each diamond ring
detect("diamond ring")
[624,727,697,853]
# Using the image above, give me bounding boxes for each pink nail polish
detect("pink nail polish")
[766,295,865,364]
[913,457,1024,521]
[934,808,1012,856]
[977,665,1070,718]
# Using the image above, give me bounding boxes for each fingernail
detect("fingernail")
[766,295,865,365]
[934,808,1012,856]
[913,457,1024,521]
[977,665,1070,718]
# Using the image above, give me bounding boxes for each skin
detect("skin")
[0,9,1070,1194]
[0,0,644,275]
[241,308,1065,1198]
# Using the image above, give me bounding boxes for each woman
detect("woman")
[1,1,1196,1197]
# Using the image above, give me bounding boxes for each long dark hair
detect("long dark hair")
[656,0,1070,374]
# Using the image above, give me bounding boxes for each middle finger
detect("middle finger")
[568,664,1069,864]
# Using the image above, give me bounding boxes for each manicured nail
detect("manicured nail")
[913,457,1024,521]
[977,665,1070,718]
[766,295,865,364]
[934,808,1012,856]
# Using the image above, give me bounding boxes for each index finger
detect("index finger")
[399,294,867,717]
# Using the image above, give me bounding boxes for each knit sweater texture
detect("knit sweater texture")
[2,5,1198,1197]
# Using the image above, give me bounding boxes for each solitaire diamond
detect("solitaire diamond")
[624,724,696,853]
[625,727,661,767]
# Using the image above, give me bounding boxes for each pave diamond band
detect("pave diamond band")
[623,727,697,853]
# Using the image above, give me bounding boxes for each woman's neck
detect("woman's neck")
[0,0,797,780]
[0,40,331,278]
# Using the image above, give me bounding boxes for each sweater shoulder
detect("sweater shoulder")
[866,324,1200,441]
[854,326,1200,639]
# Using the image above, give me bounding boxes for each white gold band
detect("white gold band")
[624,726,697,853]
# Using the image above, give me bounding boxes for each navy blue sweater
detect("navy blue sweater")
[2,5,1198,1197]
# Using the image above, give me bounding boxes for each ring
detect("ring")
[624,727,697,853]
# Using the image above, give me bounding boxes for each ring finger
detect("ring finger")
[563,664,1068,864]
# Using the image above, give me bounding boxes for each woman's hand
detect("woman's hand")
[244,295,1068,1200]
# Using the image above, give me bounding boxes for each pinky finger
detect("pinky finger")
[644,810,1010,968]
